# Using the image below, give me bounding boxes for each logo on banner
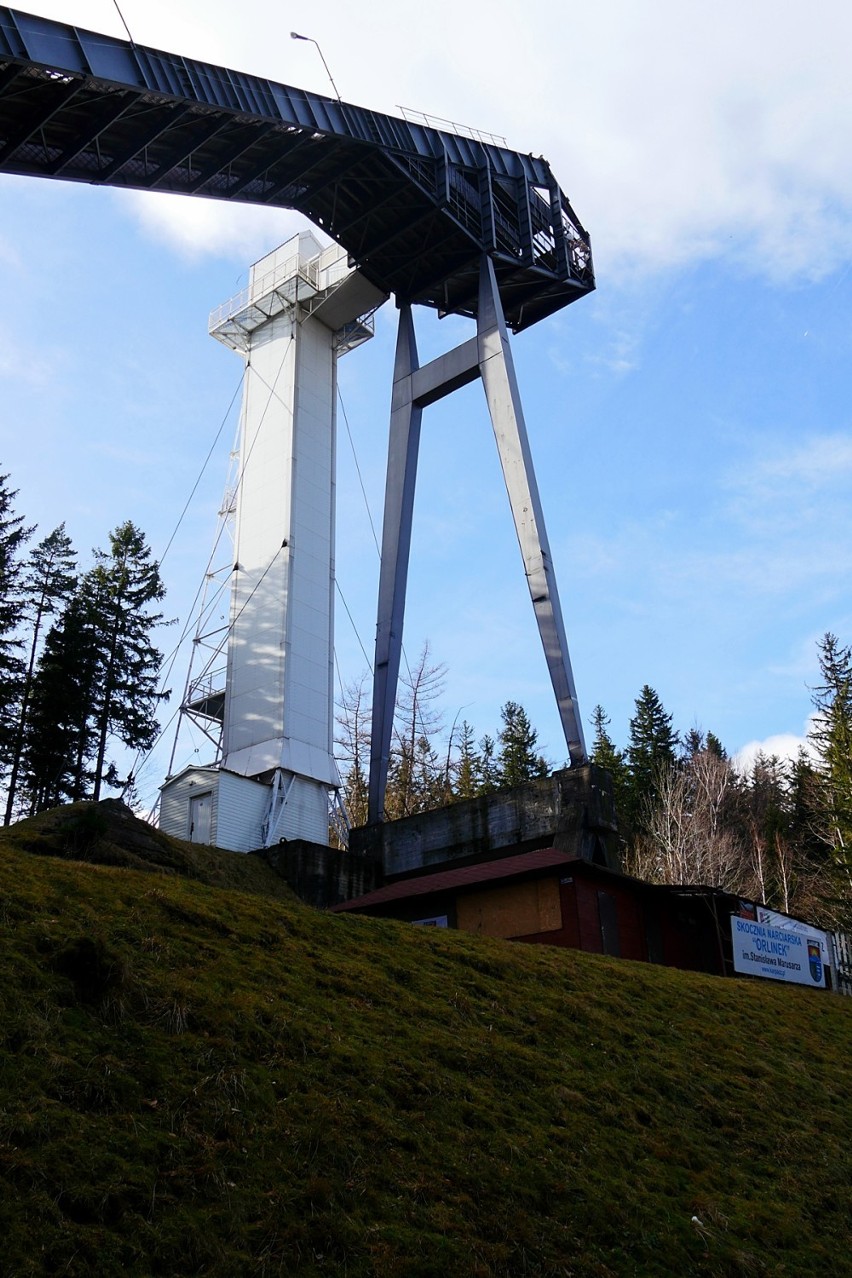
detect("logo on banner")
[808,941,823,984]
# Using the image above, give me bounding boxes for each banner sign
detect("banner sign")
[755,907,831,963]
[731,916,828,987]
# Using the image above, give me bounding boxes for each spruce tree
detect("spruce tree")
[4,524,77,823]
[787,747,825,864]
[680,728,726,762]
[17,520,165,813]
[743,752,791,906]
[0,472,32,778]
[23,593,96,809]
[808,632,852,916]
[478,733,501,795]
[681,727,704,759]
[589,704,629,829]
[87,522,167,801]
[625,684,678,829]
[411,733,448,811]
[385,738,415,819]
[453,721,483,800]
[497,700,548,789]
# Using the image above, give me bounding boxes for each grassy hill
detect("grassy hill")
[1,803,850,1277]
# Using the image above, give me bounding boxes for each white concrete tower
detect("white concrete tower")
[161,232,384,850]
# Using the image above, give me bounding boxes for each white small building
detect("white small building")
[160,765,271,852]
[160,233,386,851]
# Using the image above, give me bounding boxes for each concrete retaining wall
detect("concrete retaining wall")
[350,765,619,880]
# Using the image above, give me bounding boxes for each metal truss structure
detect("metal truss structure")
[0,8,593,332]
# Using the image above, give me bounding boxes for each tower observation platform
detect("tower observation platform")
[0,8,594,331]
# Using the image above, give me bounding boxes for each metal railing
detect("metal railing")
[209,252,321,331]
[397,104,507,149]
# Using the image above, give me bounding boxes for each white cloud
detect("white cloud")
[0,323,68,387]
[119,191,316,264]
[734,729,816,776]
[749,435,852,488]
[688,432,852,597]
[540,1,852,281]
[584,327,642,377]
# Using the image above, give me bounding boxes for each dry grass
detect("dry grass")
[0,804,850,1276]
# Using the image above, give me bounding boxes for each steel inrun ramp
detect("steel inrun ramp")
[0,7,594,331]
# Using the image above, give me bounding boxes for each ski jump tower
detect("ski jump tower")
[160,234,386,849]
[0,9,597,851]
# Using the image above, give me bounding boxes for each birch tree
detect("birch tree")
[630,750,745,889]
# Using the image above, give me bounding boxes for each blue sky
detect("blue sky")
[1,0,851,811]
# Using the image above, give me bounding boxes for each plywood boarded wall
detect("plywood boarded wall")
[456,878,562,939]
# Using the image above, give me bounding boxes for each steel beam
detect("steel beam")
[411,337,479,407]
[148,112,233,188]
[368,305,422,824]
[0,75,79,163]
[476,255,586,765]
[47,91,132,175]
[260,145,365,207]
[185,122,277,193]
[97,103,195,181]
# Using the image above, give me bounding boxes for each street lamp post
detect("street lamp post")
[290,32,342,101]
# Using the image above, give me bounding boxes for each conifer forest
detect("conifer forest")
[2,465,850,931]
[0,470,167,821]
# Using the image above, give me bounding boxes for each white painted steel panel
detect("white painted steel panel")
[281,740,341,786]
[294,458,331,497]
[221,298,335,771]
[291,575,334,623]
[274,775,328,843]
[215,771,270,852]
[286,709,331,744]
[286,677,328,720]
[207,233,377,846]
[159,766,221,844]
[290,602,330,639]
[221,740,281,778]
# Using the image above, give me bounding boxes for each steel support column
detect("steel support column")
[476,254,586,767]
[368,305,422,823]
